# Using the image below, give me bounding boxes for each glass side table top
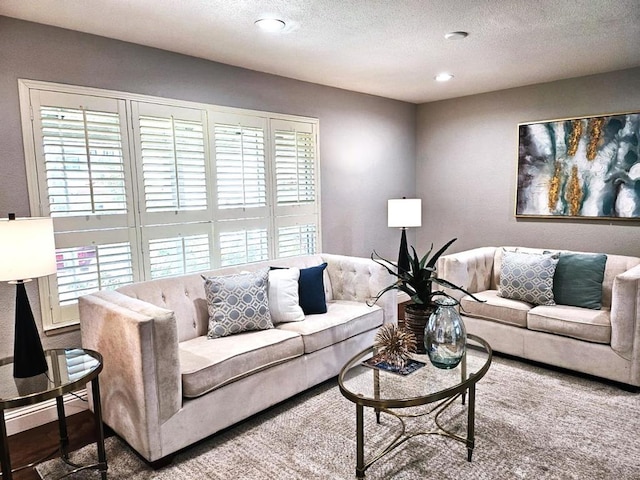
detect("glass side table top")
[339,334,492,408]
[0,348,102,409]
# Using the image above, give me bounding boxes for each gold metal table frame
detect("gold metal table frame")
[338,334,492,479]
[0,348,107,480]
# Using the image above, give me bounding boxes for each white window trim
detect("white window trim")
[18,79,322,333]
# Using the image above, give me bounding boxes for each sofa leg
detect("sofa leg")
[149,454,175,469]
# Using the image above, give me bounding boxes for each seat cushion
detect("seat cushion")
[527,305,611,344]
[179,329,304,398]
[460,290,531,328]
[277,300,383,354]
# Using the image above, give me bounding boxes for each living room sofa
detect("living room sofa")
[78,254,396,464]
[437,246,640,387]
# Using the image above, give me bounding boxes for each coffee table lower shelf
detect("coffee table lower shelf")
[355,386,476,479]
[339,334,492,479]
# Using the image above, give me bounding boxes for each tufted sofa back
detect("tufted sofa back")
[115,254,394,343]
[492,247,640,309]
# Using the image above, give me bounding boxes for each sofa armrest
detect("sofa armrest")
[437,247,497,301]
[322,254,397,325]
[610,264,640,368]
[79,290,181,461]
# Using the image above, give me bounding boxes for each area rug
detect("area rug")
[37,355,640,479]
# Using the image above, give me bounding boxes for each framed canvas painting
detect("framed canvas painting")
[516,112,640,219]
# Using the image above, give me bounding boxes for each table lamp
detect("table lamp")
[388,198,422,274]
[0,214,56,378]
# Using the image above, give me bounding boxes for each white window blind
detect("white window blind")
[274,127,316,205]
[148,234,210,279]
[218,228,269,267]
[214,123,266,209]
[139,115,207,212]
[55,242,134,305]
[40,106,127,216]
[278,224,318,258]
[21,81,320,330]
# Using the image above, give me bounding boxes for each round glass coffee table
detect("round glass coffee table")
[338,334,492,479]
[0,348,107,480]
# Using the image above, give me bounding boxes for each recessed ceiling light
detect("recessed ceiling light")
[255,18,286,32]
[435,73,454,82]
[444,31,469,40]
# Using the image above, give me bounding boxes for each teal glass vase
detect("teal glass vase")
[424,297,466,369]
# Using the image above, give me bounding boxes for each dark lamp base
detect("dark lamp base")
[13,281,49,378]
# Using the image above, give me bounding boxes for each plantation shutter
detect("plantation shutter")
[274,128,316,206]
[217,225,269,267]
[30,90,134,232]
[211,113,268,217]
[142,224,212,279]
[132,102,210,225]
[210,113,270,264]
[270,119,320,258]
[21,81,320,330]
[28,90,137,328]
[277,223,318,258]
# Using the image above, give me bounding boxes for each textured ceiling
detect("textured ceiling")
[2,0,639,103]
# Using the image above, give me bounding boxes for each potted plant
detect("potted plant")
[370,238,482,354]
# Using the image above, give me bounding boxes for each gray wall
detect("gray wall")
[416,68,640,258]
[0,17,416,354]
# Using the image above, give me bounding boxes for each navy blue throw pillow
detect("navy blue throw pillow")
[298,263,327,314]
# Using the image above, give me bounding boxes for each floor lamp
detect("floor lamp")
[388,198,422,274]
[0,214,57,378]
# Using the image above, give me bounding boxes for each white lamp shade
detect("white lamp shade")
[0,217,57,281]
[388,198,422,228]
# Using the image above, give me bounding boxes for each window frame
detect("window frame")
[18,79,321,333]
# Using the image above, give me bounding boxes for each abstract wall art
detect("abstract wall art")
[516,112,640,219]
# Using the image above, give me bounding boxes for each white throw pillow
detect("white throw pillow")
[268,268,305,323]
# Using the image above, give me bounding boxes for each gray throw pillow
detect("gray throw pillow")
[204,269,273,339]
[553,253,607,309]
[498,250,559,306]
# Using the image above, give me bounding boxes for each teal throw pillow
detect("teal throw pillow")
[498,250,559,306]
[553,253,607,309]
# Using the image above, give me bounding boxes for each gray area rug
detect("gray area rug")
[37,355,640,479]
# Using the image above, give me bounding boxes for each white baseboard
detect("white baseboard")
[5,388,90,436]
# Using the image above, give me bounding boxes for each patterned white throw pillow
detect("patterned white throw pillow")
[204,269,273,339]
[268,267,305,323]
[498,250,559,306]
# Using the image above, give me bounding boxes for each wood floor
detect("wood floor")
[6,410,107,480]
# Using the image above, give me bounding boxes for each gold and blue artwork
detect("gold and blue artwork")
[516,112,640,219]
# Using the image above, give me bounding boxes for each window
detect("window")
[20,80,320,330]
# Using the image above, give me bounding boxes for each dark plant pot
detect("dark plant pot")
[403,303,435,354]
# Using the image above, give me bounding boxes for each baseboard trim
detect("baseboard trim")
[5,388,89,436]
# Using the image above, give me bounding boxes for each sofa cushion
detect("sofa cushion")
[552,253,607,309]
[204,269,273,339]
[460,290,530,328]
[268,268,304,323]
[527,305,611,344]
[498,250,559,306]
[179,329,304,398]
[276,300,383,354]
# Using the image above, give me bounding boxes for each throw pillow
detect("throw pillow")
[268,267,305,323]
[204,269,273,339]
[498,250,559,306]
[553,253,607,309]
[298,263,328,314]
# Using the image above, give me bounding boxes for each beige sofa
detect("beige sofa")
[437,247,640,388]
[79,254,395,464]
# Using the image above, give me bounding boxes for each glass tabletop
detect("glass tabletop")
[0,348,102,409]
[339,334,492,408]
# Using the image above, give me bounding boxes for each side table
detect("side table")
[0,348,107,479]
